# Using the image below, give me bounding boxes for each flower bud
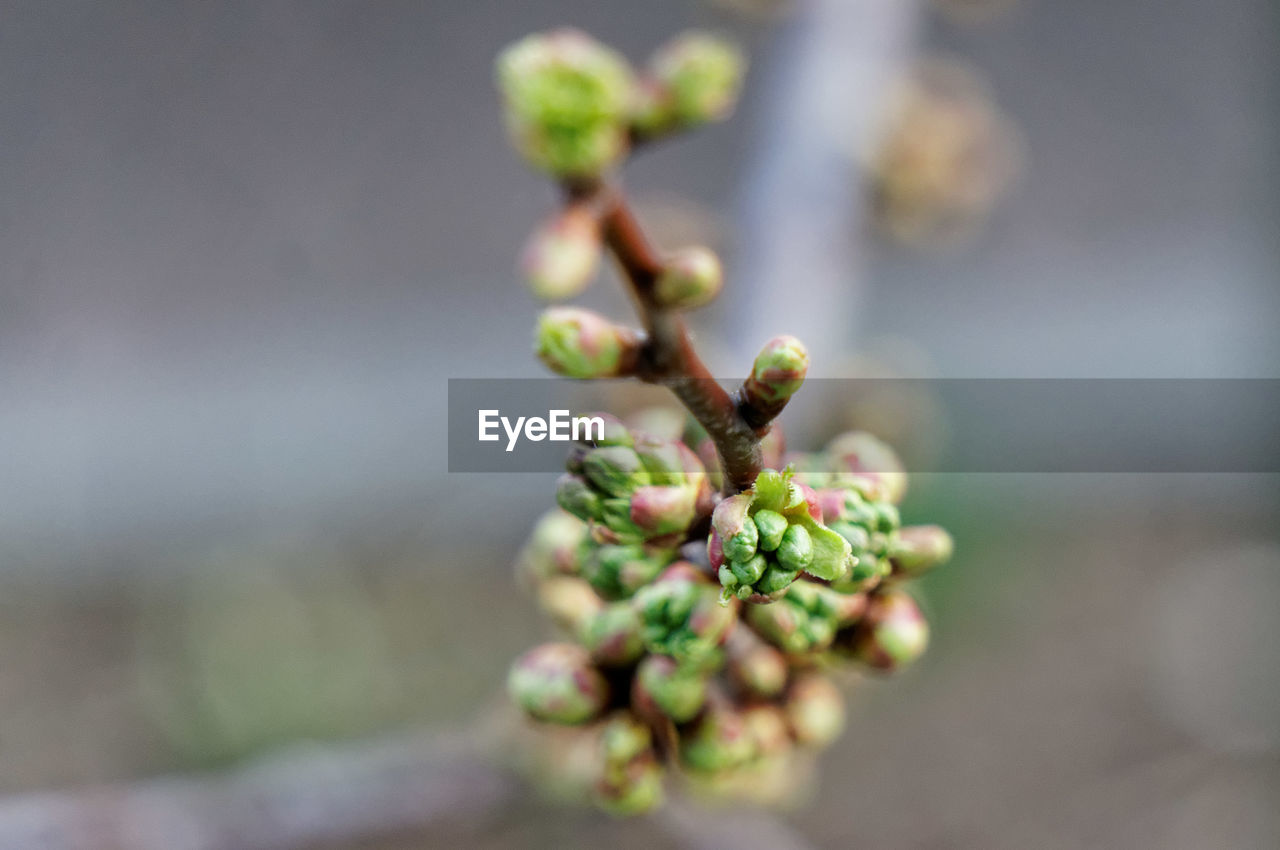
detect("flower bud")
[890,525,954,580]
[741,704,793,758]
[847,589,930,671]
[556,474,602,523]
[537,575,603,634]
[752,509,788,552]
[535,307,637,379]
[576,411,633,447]
[594,714,664,816]
[712,494,758,562]
[746,581,841,656]
[635,577,735,667]
[583,543,672,600]
[775,524,814,573]
[826,431,908,504]
[520,205,602,299]
[649,32,746,127]
[680,703,757,773]
[583,446,649,497]
[629,485,697,537]
[508,643,609,725]
[517,509,589,581]
[496,29,635,177]
[742,335,809,408]
[726,631,788,698]
[582,602,645,666]
[653,246,723,310]
[785,674,845,748]
[633,654,708,722]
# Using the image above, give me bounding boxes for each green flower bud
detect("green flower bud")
[743,335,809,408]
[680,704,757,773]
[517,509,589,581]
[535,307,636,379]
[785,674,845,748]
[753,509,788,552]
[846,589,930,671]
[635,577,735,667]
[595,712,664,815]
[729,553,767,587]
[649,31,746,127]
[520,205,602,299]
[496,29,635,177]
[634,654,708,722]
[746,581,841,655]
[576,411,633,447]
[755,564,800,596]
[537,575,603,634]
[653,246,723,310]
[582,602,645,666]
[583,543,672,600]
[583,445,649,497]
[775,523,814,572]
[508,643,608,725]
[556,473,602,522]
[890,525,954,580]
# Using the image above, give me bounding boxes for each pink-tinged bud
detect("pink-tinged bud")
[508,643,609,725]
[890,525,954,580]
[726,629,788,698]
[629,485,697,536]
[521,205,602,300]
[742,335,809,411]
[707,528,726,571]
[648,31,746,127]
[785,674,845,748]
[653,246,723,310]
[535,307,638,379]
[825,431,908,504]
[582,602,645,666]
[680,703,758,773]
[847,589,930,671]
[741,704,792,757]
[517,509,589,582]
[816,488,848,525]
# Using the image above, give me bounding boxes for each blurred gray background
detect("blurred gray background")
[0,1,1277,848]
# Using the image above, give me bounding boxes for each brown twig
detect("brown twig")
[564,181,791,494]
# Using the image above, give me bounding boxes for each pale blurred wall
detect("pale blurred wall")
[0,0,1275,577]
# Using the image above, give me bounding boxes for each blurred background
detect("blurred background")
[0,0,1277,848]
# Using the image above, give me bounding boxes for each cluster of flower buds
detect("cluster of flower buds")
[556,414,714,548]
[509,426,953,814]
[499,29,743,303]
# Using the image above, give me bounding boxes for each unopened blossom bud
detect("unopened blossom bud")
[517,509,589,581]
[726,631,788,698]
[535,307,637,379]
[742,335,809,409]
[649,31,746,127]
[583,445,649,497]
[776,524,813,573]
[537,575,603,634]
[508,643,609,725]
[555,473,602,523]
[741,704,793,758]
[847,589,930,671]
[654,246,723,310]
[785,674,845,748]
[746,581,842,656]
[753,509,788,552]
[635,577,735,667]
[576,411,632,447]
[629,485,697,537]
[595,713,664,815]
[680,703,758,773]
[521,205,602,300]
[826,431,908,504]
[582,602,645,666]
[496,29,635,177]
[890,525,954,580]
[583,543,672,600]
[712,494,758,562]
[633,654,708,722]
